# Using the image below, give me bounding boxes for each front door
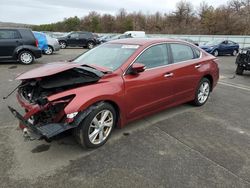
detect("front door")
[123,44,174,120]
[0,29,21,58]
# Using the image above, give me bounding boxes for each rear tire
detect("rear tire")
[74,102,117,148]
[236,65,244,75]
[232,50,237,56]
[193,78,211,106]
[18,51,34,65]
[87,42,95,49]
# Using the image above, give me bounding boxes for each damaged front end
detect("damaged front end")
[8,64,104,141]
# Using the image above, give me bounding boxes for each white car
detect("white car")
[44,35,60,55]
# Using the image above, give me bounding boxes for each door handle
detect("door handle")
[195,64,201,69]
[164,73,174,78]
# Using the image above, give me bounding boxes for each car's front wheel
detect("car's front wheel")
[59,41,67,49]
[44,46,53,55]
[18,51,34,65]
[193,78,211,106]
[213,50,219,57]
[74,102,117,148]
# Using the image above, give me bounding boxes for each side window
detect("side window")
[170,43,194,63]
[135,44,169,69]
[69,33,79,38]
[79,33,88,38]
[0,30,20,39]
[193,47,201,58]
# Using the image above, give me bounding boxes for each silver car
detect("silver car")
[44,35,60,55]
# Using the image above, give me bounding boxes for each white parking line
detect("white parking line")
[218,81,250,91]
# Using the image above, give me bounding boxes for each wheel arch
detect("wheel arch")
[203,74,213,91]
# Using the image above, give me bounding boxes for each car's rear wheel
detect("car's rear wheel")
[232,50,237,56]
[18,51,34,65]
[193,78,211,106]
[87,42,95,49]
[236,65,244,75]
[44,46,53,55]
[59,41,67,49]
[74,102,116,148]
[213,50,219,57]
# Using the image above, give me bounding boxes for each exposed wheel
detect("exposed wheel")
[87,42,95,49]
[44,46,53,55]
[59,41,67,49]
[18,51,34,65]
[213,50,219,57]
[193,78,211,106]
[232,50,237,56]
[74,103,117,148]
[236,65,244,75]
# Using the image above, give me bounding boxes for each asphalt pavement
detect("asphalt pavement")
[0,49,249,188]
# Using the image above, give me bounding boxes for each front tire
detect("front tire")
[213,50,219,57]
[44,46,53,55]
[18,51,34,65]
[74,103,117,148]
[59,41,67,49]
[193,78,211,106]
[236,65,244,75]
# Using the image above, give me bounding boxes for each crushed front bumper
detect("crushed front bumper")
[8,106,76,140]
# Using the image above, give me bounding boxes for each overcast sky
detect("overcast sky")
[0,0,229,25]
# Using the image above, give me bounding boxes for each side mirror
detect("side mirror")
[128,63,145,74]
[67,35,71,39]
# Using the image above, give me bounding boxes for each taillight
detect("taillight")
[35,39,38,47]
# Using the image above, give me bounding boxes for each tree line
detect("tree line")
[32,0,250,35]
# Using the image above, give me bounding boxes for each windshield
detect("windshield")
[205,40,223,46]
[73,43,139,71]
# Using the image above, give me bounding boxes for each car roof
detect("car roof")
[109,38,185,46]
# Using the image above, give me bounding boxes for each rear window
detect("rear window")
[170,43,195,63]
[0,30,20,39]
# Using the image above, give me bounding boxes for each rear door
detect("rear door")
[0,29,21,58]
[123,43,175,120]
[79,33,88,46]
[168,43,203,103]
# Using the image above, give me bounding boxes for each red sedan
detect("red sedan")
[9,38,219,148]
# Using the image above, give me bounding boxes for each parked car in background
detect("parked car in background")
[200,40,239,56]
[33,31,48,52]
[180,38,199,46]
[57,31,97,49]
[44,34,60,55]
[0,28,42,64]
[97,34,116,43]
[9,38,219,149]
[235,47,250,75]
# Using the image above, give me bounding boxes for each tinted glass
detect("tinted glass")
[135,44,169,69]
[193,47,201,58]
[79,33,88,38]
[0,30,20,39]
[170,43,194,63]
[73,43,138,71]
[69,33,79,38]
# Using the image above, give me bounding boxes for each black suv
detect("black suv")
[235,47,250,75]
[58,31,97,49]
[0,28,42,64]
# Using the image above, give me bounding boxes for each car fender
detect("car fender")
[13,45,38,58]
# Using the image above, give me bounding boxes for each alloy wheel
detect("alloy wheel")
[198,82,210,104]
[20,52,33,64]
[88,110,113,145]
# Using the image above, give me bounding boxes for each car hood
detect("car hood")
[200,45,216,50]
[16,62,103,80]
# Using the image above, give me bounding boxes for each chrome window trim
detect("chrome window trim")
[123,41,202,76]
